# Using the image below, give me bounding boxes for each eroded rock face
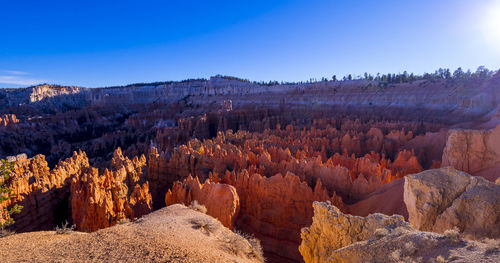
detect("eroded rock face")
[3,148,152,233]
[70,148,152,232]
[299,201,411,263]
[217,170,344,262]
[4,151,89,231]
[442,124,500,177]
[404,168,500,239]
[0,114,19,127]
[165,176,240,229]
[299,201,500,263]
[327,223,499,263]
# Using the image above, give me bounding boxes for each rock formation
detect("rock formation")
[299,201,500,263]
[215,170,344,261]
[442,124,500,181]
[165,175,240,229]
[3,75,500,262]
[404,168,500,239]
[0,114,19,127]
[70,148,152,232]
[299,201,411,263]
[4,151,89,232]
[3,148,152,233]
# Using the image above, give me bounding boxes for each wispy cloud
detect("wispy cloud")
[1,70,28,75]
[0,70,46,86]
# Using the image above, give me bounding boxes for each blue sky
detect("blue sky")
[1,0,499,88]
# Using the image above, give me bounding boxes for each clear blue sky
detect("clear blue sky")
[1,0,499,88]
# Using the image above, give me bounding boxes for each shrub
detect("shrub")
[189,200,207,214]
[1,159,22,229]
[436,255,446,263]
[118,218,131,225]
[55,221,75,234]
[227,230,265,262]
[484,238,500,255]
[190,217,218,235]
[390,249,401,260]
[403,241,417,255]
[443,228,460,243]
[0,228,15,238]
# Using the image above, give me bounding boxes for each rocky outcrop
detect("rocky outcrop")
[404,168,500,239]
[0,114,19,127]
[299,201,411,263]
[70,148,152,232]
[5,151,89,232]
[217,170,344,262]
[165,176,240,229]
[442,124,500,179]
[299,201,500,263]
[3,148,152,233]
[328,224,499,263]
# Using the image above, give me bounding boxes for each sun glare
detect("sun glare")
[481,1,500,51]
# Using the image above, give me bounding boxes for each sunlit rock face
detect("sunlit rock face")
[404,168,500,240]
[70,148,152,232]
[0,114,19,127]
[299,202,499,263]
[2,151,89,231]
[165,175,240,229]
[3,148,151,232]
[299,201,411,263]
[442,124,500,181]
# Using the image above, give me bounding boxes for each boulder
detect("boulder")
[404,168,500,239]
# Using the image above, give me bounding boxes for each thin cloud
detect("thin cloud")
[0,75,46,86]
[2,70,28,75]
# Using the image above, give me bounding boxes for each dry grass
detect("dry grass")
[443,228,460,243]
[391,249,401,261]
[226,230,264,262]
[118,218,131,225]
[189,200,207,214]
[403,241,417,256]
[483,238,500,255]
[55,221,75,235]
[236,231,264,262]
[190,217,218,235]
[436,255,446,263]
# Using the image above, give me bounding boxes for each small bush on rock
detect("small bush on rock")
[190,217,218,235]
[55,221,75,234]
[189,200,207,214]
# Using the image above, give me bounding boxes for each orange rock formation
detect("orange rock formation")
[165,176,239,229]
